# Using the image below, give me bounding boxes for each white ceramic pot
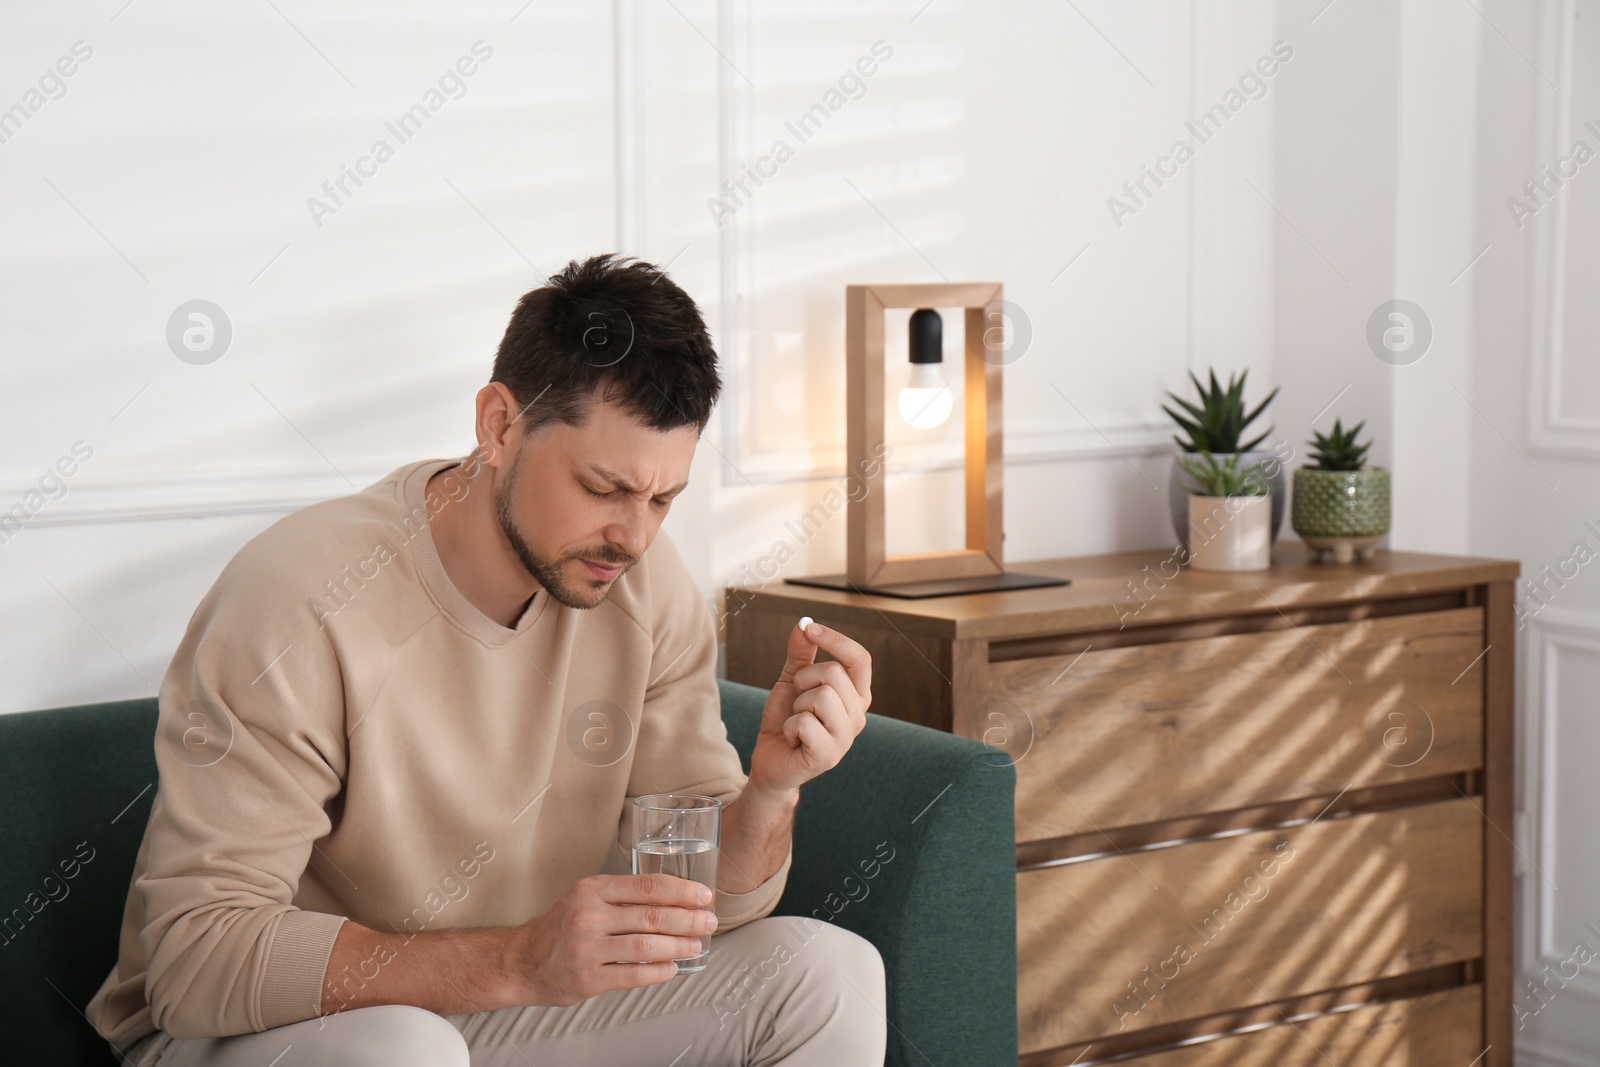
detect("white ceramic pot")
[1187,494,1272,571]
[1169,450,1286,552]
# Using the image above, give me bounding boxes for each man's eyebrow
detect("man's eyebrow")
[585,464,688,497]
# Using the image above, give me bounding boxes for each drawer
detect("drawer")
[989,608,1485,842]
[1017,797,1484,1055]
[1111,985,1482,1066]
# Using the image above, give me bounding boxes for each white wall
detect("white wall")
[4,0,1255,716]
[1468,0,1600,1061]
[1,0,623,708]
[1266,0,1402,491]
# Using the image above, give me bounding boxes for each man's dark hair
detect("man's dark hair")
[490,253,721,436]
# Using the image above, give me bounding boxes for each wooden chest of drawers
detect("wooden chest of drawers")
[724,546,1517,1066]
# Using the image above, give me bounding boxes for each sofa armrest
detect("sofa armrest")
[717,678,1017,1067]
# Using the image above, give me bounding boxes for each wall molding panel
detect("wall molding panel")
[1521,605,1600,1007]
[0,465,397,528]
[1528,0,1600,458]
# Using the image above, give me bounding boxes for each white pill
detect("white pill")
[799,616,813,631]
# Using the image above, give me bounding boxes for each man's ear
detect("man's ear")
[475,382,525,470]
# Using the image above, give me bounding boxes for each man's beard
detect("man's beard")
[492,449,622,611]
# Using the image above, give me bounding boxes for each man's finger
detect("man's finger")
[796,683,853,739]
[776,617,822,684]
[792,620,871,697]
[782,709,820,744]
[598,962,681,989]
[605,902,717,937]
[793,660,861,703]
[603,933,704,965]
[788,712,836,764]
[599,873,714,907]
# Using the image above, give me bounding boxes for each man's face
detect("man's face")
[492,393,698,610]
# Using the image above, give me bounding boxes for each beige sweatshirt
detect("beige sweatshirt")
[86,457,789,1054]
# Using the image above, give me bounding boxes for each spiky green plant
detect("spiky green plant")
[1163,369,1279,454]
[1177,450,1272,497]
[1307,418,1372,471]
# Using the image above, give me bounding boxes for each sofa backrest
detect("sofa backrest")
[0,697,160,1065]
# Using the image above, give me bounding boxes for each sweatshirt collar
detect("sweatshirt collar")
[401,458,552,647]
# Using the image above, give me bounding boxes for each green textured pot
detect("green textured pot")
[1291,467,1391,538]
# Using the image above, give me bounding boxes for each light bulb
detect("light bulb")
[898,362,953,429]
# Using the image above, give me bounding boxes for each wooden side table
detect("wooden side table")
[724,544,1518,1066]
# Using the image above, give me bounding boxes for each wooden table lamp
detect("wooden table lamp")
[785,281,1070,599]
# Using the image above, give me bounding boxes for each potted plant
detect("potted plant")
[1291,419,1390,563]
[1163,369,1283,552]
[1178,450,1274,570]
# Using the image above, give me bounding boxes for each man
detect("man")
[87,253,886,1065]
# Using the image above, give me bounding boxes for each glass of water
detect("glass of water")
[631,793,721,973]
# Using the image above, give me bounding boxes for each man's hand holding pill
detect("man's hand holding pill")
[746,616,872,798]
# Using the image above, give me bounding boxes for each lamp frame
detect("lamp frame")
[845,282,1005,587]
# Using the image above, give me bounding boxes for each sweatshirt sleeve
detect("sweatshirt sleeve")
[618,530,790,932]
[137,534,351,1038]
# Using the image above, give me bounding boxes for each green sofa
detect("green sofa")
[0,677,1017,1066]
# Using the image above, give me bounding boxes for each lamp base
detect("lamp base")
[783,571,1069,599]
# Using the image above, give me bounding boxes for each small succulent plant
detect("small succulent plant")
[1163,368,1280,454]
[1177,450,1272,497]
[1307,418,1372,471]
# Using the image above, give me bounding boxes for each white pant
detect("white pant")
[121,916,887,1066]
